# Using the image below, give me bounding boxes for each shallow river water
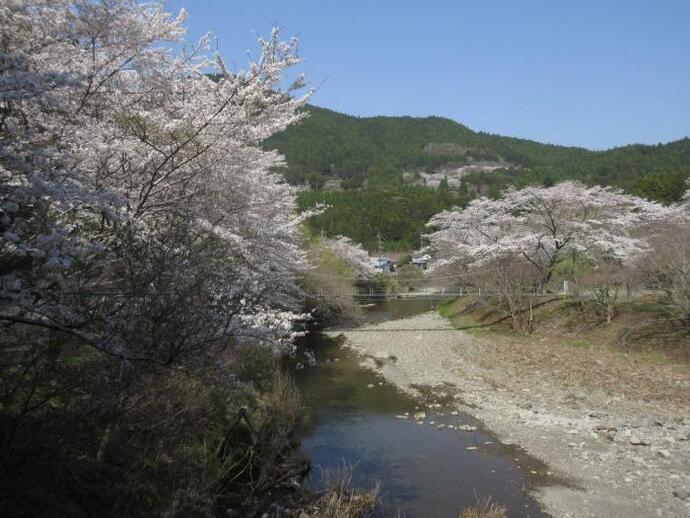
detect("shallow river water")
[292,299,552,517]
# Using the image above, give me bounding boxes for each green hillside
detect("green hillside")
[265,105,690,250]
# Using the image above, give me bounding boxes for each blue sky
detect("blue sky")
[165,0,690,150]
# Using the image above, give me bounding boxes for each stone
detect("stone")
[673,489,690,500]
[466,446,477,451]
[395,415,408,420]
[414,412,426,420]
[657,449,671,459]
[457,424,477,432]
[366,384,374,389]
[437,424,446,429]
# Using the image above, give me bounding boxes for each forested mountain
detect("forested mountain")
[265,105,690,250]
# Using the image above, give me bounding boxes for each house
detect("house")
[410,254,431,270]
[371,257,395,273]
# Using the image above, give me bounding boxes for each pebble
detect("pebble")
[466,446,477,451]
[656,449,671,459]
[414,412,426,420]
[395,415,408,420]
[450,410,459,416]
[673,489,690,500]
[457,424,477,432]
[437,424,446,429]
[366,384,374,389]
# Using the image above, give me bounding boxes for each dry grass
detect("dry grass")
[315,464,379,517]
[441,298,690,407]
[459,497,507,518]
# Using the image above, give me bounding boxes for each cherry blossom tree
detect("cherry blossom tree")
[637,193,690,326]
[321,236,376,276]
[1,1,317,511]
[428,182,668,287]
[427,182,670,328]
[1,0,311,361]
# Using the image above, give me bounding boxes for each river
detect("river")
[292,299,551,517]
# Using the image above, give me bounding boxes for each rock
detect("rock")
[657,449,671,459]
[629,436,642,445]
[450,410,459,416]
[457,424,477,432]
[366,384,374,389]
[299,513,311,518]
[414,412,426,420]
[395,415,408,420]
[673,489,690,500]
[466,446,477,451]
[437,424,446,429]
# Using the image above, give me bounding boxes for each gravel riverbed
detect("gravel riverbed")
[327,312,690,518]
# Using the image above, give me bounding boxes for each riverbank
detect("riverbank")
[328,312,690,518]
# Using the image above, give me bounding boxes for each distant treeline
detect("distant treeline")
[266,105,690,249]
[297,185,464,251]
